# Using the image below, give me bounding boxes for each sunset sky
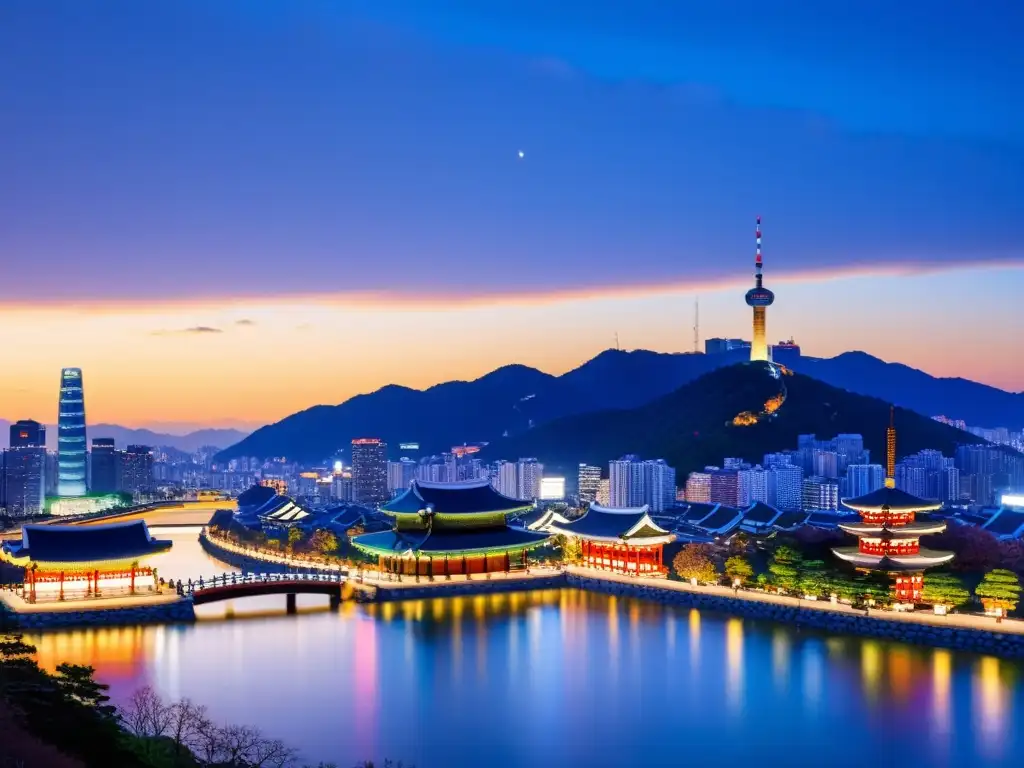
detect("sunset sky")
[2,1,1022,430]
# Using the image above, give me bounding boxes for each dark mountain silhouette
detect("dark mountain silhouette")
[216,348,1021,463]
[479,363,989,477]
[0,420,247,452]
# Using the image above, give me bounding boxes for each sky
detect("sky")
[1,1,1022,429]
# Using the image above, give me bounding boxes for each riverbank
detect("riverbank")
[567,567,1024,658]
[0,590,195,630]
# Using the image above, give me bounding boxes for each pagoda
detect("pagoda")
[1,520,171,603]
[351,479,550,578]
[832,409,953,604]
[546,503,674,576]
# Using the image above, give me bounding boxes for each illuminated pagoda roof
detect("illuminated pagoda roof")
[382,478,531,517]
[1,521,171,569]
[842,485,942,514]
[257,496,312,525]
[547,504,674,545]
[832,546,954,571]
[838,520,947,537]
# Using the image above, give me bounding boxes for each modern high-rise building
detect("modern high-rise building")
[709,469,740,507]
[90,438,119,494]
[595,478,611,506]
[644,459,676,513]
[768,465,804,510]
[802,476,839,511]
[490,460,519,499]
[577,464,602,504]
[57,367,87,497]
[3,420,46,516]
[609,455,645,507]
[122,445,154,493]
[351,438,388,505]
[744,216,775,362]
[516,458,543,501]
[812,450,839,479]
[684,472,712,503]
[845,464,885,499]
[737,465,770,507]
[387,458,418,496]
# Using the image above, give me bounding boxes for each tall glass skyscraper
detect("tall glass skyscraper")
[57,367,87,497]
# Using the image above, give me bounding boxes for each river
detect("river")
[25,531,1024,767]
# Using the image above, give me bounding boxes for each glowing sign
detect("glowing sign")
[62,368,81,379]
[540,477,566,500]
[1001,494,1024,508]
[399,442,420,451]
[333,460,343,473]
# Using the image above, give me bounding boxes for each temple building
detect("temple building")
[546,503,674,576]
[832,411,953,604]
[1,520,171,603]
[351,478,550,577]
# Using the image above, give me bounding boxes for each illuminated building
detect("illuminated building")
[90,438,119,494]
[596,478,610,505]
[577,464,602,504]
[744,216,775,362]
[352,479,549,576]
[846,464,885,498]
[351,438,388,505]
[57,367,87,497]
[387,458,418,495]
[516,458,543,500]
[832,410,953,605]
[684,472,712,503]
[121,445,154,493]
[260,478,288,495]
[4,421,46,516]
[709,469,740,507]
[547,503,674,576]
[802,476,839,511]
[1,521,171,603]
[539,476,566,500]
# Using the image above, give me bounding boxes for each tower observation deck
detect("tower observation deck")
[745,216,775,362]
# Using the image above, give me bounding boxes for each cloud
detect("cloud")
[235,319,256,326]
[151,326,224,336]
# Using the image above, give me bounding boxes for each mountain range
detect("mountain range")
[479,362,988,477]
[0,421,248,453]
[215,348,1022,464]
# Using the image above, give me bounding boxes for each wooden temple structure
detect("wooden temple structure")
[351,479,550,578]
[547,503,674,576]
[1,520,171,603]
[832,411,953,604]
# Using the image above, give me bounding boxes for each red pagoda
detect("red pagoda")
[832,409,953,605]
[547,503,674,576]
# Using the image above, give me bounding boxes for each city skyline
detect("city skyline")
[2,2,1023,427]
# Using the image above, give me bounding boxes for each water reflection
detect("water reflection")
[23,578,1024,768]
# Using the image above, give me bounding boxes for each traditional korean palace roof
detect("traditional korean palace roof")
[742,502,780,525]
[681,503,720,524]
[514,507,571,531]
[352,526,549,557]
[695,506,743,536]
[258,496,311,525]
[236,484,278,514]
[773,511,810,530]
[838,520,947,537]
[383,478,531,516]
[1,521,171,569]
[832,546,954,571]
[842,486,942,513]
[547,504,674,545]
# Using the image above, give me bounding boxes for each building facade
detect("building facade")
[90,438,119,494]
[57,367,88,497]
[351,438,388,505]
[4,420,46,516]
[577,464,602,504]
[122,445,154,494]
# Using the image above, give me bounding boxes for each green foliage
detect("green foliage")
[796,559,829,598]
[554,534,581,564]
[672,544,719,583]
[287,527,305,547]
[724,555,753,585]
[767,546,804,593]
[309,528,340,556]
[920,572,971,609]
[976,569,1022,612]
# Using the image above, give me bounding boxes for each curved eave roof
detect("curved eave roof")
[382,479,531,516]
[832,546,954,571]
[838,521,947,537]
[548,504,673,544]
[3,521,171,566]
[351,527,550,556]
[843,487,941,513]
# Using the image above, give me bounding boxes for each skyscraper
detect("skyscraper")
[577,464,602,504]
[90,438,119,494]
[4,420,46,516]
[744,216,775,362]
[845,464,885,499]
[802,476,839,511]
[768,465,804,510]
[644,459,676,513]
[57,367,87,497]
[609,455,645,507]
[122,445,154,493]
[517,458,543,501]
[351,438,388,505]
[684,472,712,503]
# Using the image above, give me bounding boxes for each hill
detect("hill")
[478,363,989,477]
[215,347,1021,464]
[0,420,247,452]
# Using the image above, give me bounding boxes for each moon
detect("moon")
[517,150,525,159]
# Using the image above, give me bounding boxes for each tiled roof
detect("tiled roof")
[843,486,938,512]
[551,504,670,541]
[236,485,278,513]
[382,479,530,515]
[352,526,549,555]
[9,521,171,564]
[742,502,780,524]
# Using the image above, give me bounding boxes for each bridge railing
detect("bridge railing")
[174,570,347,597]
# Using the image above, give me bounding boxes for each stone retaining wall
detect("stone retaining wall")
[373,574,566,602]
[568,573,1024,659]
[199,535,337,575]
[0,598,195,631]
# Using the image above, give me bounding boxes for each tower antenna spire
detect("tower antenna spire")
[885,405,897,488]
[745,215,775,362]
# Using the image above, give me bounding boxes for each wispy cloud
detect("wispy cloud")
[151,326,223,336]
[235,319,256,326]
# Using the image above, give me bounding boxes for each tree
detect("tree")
[346,524,366,539]
[920,572,971,611]
[309,529,340,556]
[975,569,1022,615]
[552,534,580,564]
[287,527,304,550]
[767,546,803,593]
[724,555,753,586]
[930,524,1002,573]
[797,560,829,598]
[672,544,718,583]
